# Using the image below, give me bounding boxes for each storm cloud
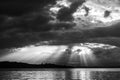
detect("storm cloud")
[57,0,85,21]
[0,0,56,16]
[0,0,120,49]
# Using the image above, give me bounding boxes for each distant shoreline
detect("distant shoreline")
[0,61,120,68]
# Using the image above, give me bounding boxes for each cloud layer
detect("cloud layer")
[0,0,120,49]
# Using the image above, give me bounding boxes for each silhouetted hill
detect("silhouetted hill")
[0,61,120,68]
[0,61,73,68]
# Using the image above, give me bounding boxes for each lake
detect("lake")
[0,68,120,80]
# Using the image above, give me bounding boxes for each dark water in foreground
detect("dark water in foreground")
[0,68,120,80]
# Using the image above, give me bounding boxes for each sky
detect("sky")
[1,0,120,67]
[0,0,120,49]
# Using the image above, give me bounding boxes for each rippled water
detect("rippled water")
[0,68,120,80]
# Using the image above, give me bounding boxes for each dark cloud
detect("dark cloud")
[57,0,85,21]
[0,11,75,49]
[1,13,120,48]
[0,0,56,16]
[0,13,75,33]
[57,7,73,21]
[0,0,120,49]
[90,23,120,37]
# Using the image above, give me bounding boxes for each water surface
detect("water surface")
[0,68,120,80]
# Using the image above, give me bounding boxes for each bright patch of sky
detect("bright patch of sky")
[73,0,120,28]
[0,43,117,65]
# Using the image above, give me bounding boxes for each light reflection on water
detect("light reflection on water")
[0,69,120,80]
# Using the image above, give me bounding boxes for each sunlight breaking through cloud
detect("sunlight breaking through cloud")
[0,43,117,66]
[0,45,68,64]
[71,46,96,66]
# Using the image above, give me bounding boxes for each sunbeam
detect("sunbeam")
[69,45,97,66]
[0,42,117,66]
[0,45,68,64]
